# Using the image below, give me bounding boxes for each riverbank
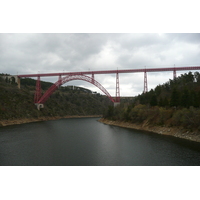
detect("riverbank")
[98,118,200,143]
[2,116,200,143]
[0,115,102,127]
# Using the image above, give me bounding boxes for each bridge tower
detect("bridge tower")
[58,75,62,87]
[114,72,120,106]
[173,67,177,79]
[144,70,148,93]
[34,76,44,110]
[92,73,94,84]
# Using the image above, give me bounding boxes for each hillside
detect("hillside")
[103,71,200,142]
[0,75,112,124]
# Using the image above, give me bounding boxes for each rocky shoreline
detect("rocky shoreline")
[0,115,102,127]
[98,118,200,143]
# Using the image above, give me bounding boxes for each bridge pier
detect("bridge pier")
[34,76,42,103]
[92,73,94,84]
[173,68,177,79]
[144,70,148,93]
[35,103,44,110]
[115,72,120,102]
[58,75,62,87]
[2,75,21,88]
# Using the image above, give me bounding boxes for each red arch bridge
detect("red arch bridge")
[17,66,200,109]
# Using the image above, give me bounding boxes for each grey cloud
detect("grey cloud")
[1,33,200,96]
[167,33,200,44]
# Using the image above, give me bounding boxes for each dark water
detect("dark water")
[0,117,200,166]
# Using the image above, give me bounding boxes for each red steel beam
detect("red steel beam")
[37,74,115,104]
[18,66,200,78]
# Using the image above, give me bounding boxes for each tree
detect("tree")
[163,97,169,107]
[0,76,3,82]
[104,106,114,119]
[190,90,198,107]
[158,97,163,107]
[5,77,8,83]
[180,88,190,108]
[170,88,180,107]
[194,72,200,83]
[150,95,157,106]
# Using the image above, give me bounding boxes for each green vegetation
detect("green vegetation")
[21,78,53,90]
[104,71,200,131]
[3,71,200,132]
[136,71,200,108]
[0,76,112,120]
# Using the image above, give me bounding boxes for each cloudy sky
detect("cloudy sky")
[1,33,200,96]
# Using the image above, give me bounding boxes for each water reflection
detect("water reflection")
[0,118,200,166]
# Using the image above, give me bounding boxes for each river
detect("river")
[0,117,200,166]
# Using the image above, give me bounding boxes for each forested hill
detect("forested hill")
[104,71,200,131]
[0,76,112,121]
[136,71,200,108]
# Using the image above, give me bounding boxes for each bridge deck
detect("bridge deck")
[18,66,200,78]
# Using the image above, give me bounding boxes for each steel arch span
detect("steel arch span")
[36,74,116,104]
